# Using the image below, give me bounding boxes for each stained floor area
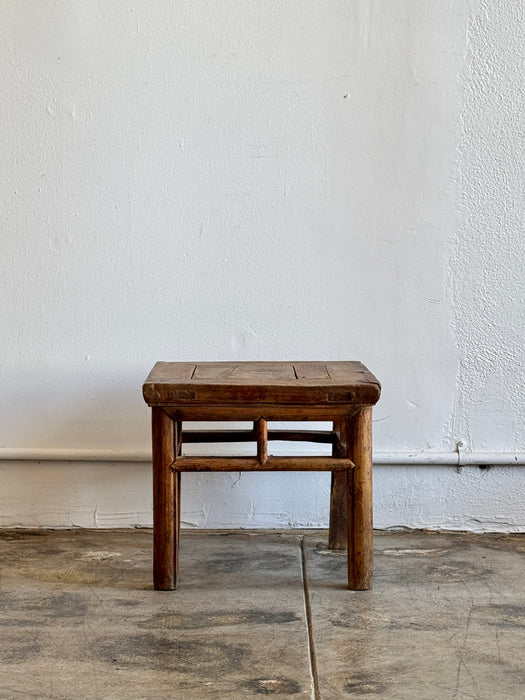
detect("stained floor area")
[0,529,524,699]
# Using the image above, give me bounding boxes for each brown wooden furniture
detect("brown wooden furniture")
[142,361,381,590]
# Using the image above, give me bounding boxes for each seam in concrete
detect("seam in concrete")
[300,536,320,700]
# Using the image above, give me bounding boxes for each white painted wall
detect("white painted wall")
[1,1,524,531]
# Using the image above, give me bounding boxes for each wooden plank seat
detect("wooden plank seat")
[143,361,381,591]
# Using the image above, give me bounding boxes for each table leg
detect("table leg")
[329,419,348,550]
[347,407,373,590]
[176,470,181,568]
[176,422,182,563]
[152,407,178,590]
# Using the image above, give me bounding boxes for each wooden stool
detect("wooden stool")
[142,361,381,590]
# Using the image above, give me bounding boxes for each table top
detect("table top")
[143,361,380,406]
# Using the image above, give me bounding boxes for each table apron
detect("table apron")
[161,404,369,421]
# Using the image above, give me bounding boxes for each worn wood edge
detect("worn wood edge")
[142,382,381,406]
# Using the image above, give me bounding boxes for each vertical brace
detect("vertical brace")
[255,418,268,465]
[176,421,183,456]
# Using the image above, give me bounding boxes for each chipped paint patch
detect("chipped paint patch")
[20,567,99,584]
[80,550,122,561]
[475,604,525,628]
[98,634,248,674]
[381,548,447,556]
[343,673,387,695]
[139,609,299,630]
[245,677,302,695]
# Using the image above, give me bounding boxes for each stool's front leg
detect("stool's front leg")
[152,407,178,590]
[347,407,373,590]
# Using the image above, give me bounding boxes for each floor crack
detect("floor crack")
[301,536,321,700]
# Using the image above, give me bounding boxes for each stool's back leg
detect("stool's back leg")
[176,422,182,559]
[328,419,349,550]
[152,407,178,590]
[347,407,373,590]
[176,471,181,572]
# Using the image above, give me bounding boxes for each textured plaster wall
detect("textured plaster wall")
[1,1,524,530]
[448,0,525,452]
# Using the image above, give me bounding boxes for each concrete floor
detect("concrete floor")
[0,530,524,699]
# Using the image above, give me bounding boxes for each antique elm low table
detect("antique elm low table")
[142,361,381,590]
